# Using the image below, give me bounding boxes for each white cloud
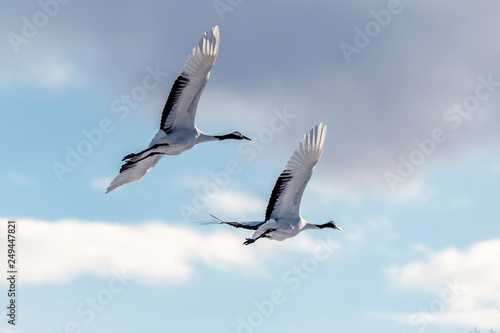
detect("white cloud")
[0,53,83,90]
[0,218,322,285]
[382,239,500,328]
[308,169,428,203]
[208,190,266,218]
[342,217,398,253]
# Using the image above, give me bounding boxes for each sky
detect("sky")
[1,0,500,332]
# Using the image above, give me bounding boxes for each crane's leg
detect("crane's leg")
[242,238,255,245]
[243,229,276,246]
[125,152,163,165]
[119,152,164,173]
[122,143,170,161]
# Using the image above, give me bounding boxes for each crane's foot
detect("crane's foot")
[122,153,137,161]
[243,238,255,246]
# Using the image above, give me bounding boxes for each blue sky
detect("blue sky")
[1,0,500,332]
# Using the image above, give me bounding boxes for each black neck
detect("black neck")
[214,134,237,140]
[316,222,335,229]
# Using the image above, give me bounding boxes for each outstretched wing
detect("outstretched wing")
[265,123,327,221]
[213,221,264,230]
[160,26,220,134]
[201,213,264,230]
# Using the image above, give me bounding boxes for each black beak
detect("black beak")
[241,135,251,141]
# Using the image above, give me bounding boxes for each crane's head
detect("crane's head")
[316,220,342,231]
[215,131,251,141]
[231,131,251,141]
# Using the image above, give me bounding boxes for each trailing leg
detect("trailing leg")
[243,228,276,246]
[122,143,170,162]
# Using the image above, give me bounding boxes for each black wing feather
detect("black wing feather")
[160,75,190,134]
[265,170,293,221]
[205,213,264,230]
[223,222,263,230]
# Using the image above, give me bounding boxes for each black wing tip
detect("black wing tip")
[160,75,190,133]
[265,170,293,221]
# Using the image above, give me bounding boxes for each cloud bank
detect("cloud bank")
[383,239,500,328]
[1,218,320,285]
